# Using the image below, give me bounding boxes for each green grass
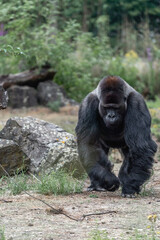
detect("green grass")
[146,97,160,109]
[0,227,6,240]
[47,101,61,112]
[147,98,160,142]
[0,170,84,196]
[6,172,30,195]
[88,228,160,240]
[88,229,114,240]
[89,194,99,198]
[37,170,83,195]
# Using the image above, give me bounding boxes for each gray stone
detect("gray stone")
[37,80,68,106]
[8,85,38,108]
[0,139,29,177]
[0,117,84,176]
[0,86,8,109]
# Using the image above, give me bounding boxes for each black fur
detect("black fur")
[75,76,157,196]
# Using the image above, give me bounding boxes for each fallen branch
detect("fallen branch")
[0,68,56,88]
[0,199,12,203]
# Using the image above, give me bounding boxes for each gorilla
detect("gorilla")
[75,76,157,197]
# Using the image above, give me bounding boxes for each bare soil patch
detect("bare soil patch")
[0,106,160,240]
[0,161,160,240]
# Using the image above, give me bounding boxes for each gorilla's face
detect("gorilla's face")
[98,76,126,128]
[99,103,126,128]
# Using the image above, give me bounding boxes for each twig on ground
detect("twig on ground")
[0,199,12,203]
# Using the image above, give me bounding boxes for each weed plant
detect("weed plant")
[37,170,83,195]
[0,227,5,240]
[88,229,113,240]
[47,101,61,112]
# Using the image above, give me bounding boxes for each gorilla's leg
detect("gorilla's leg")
[118,147,153,197]
[79,143,120,192]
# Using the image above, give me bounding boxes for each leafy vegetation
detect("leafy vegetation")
[0,0,160,101]
[147,98,160,142]
[47,100,61,112]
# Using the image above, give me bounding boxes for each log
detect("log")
[0,68,56,88]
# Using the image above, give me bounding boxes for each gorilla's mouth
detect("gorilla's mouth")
[105,120,119,128]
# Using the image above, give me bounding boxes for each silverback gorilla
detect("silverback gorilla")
[75,76,157,197]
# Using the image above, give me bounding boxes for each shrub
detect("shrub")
[53,24,111,101]
[47,101,61,112]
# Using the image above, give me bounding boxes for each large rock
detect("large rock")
[0,117,83,176]
[37,80,68,106]
[0,86,8,109]
[0,139,29,177]
[8,85,38,108]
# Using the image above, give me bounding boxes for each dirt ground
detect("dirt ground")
[0,106,160,240]
[0,106,79,134]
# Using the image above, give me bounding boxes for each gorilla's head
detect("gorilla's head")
[98,76,127,128]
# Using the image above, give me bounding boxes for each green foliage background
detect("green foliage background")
[0,0,160,101]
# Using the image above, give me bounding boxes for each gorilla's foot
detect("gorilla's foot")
[87,184,106,192]
[121,193,136,198]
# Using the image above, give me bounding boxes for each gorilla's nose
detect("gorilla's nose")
[108,112,115,119]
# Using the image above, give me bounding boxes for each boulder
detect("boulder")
[0,139,29,177]
[8,85,38,108]
[0,68,77,109]
[0,86,8,109]
[0,117,83,176]
[37,80,68,106]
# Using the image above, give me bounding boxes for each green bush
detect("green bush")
[0,0,160,101]
[0,0,56,73]
[107,57,139,89]
[52,24,111,101]
[47,101,61,112]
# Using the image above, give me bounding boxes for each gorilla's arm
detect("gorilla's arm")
[76,93,119,191]
[119,92,157,195]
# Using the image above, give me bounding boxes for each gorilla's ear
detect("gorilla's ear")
[124,92,157,155]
